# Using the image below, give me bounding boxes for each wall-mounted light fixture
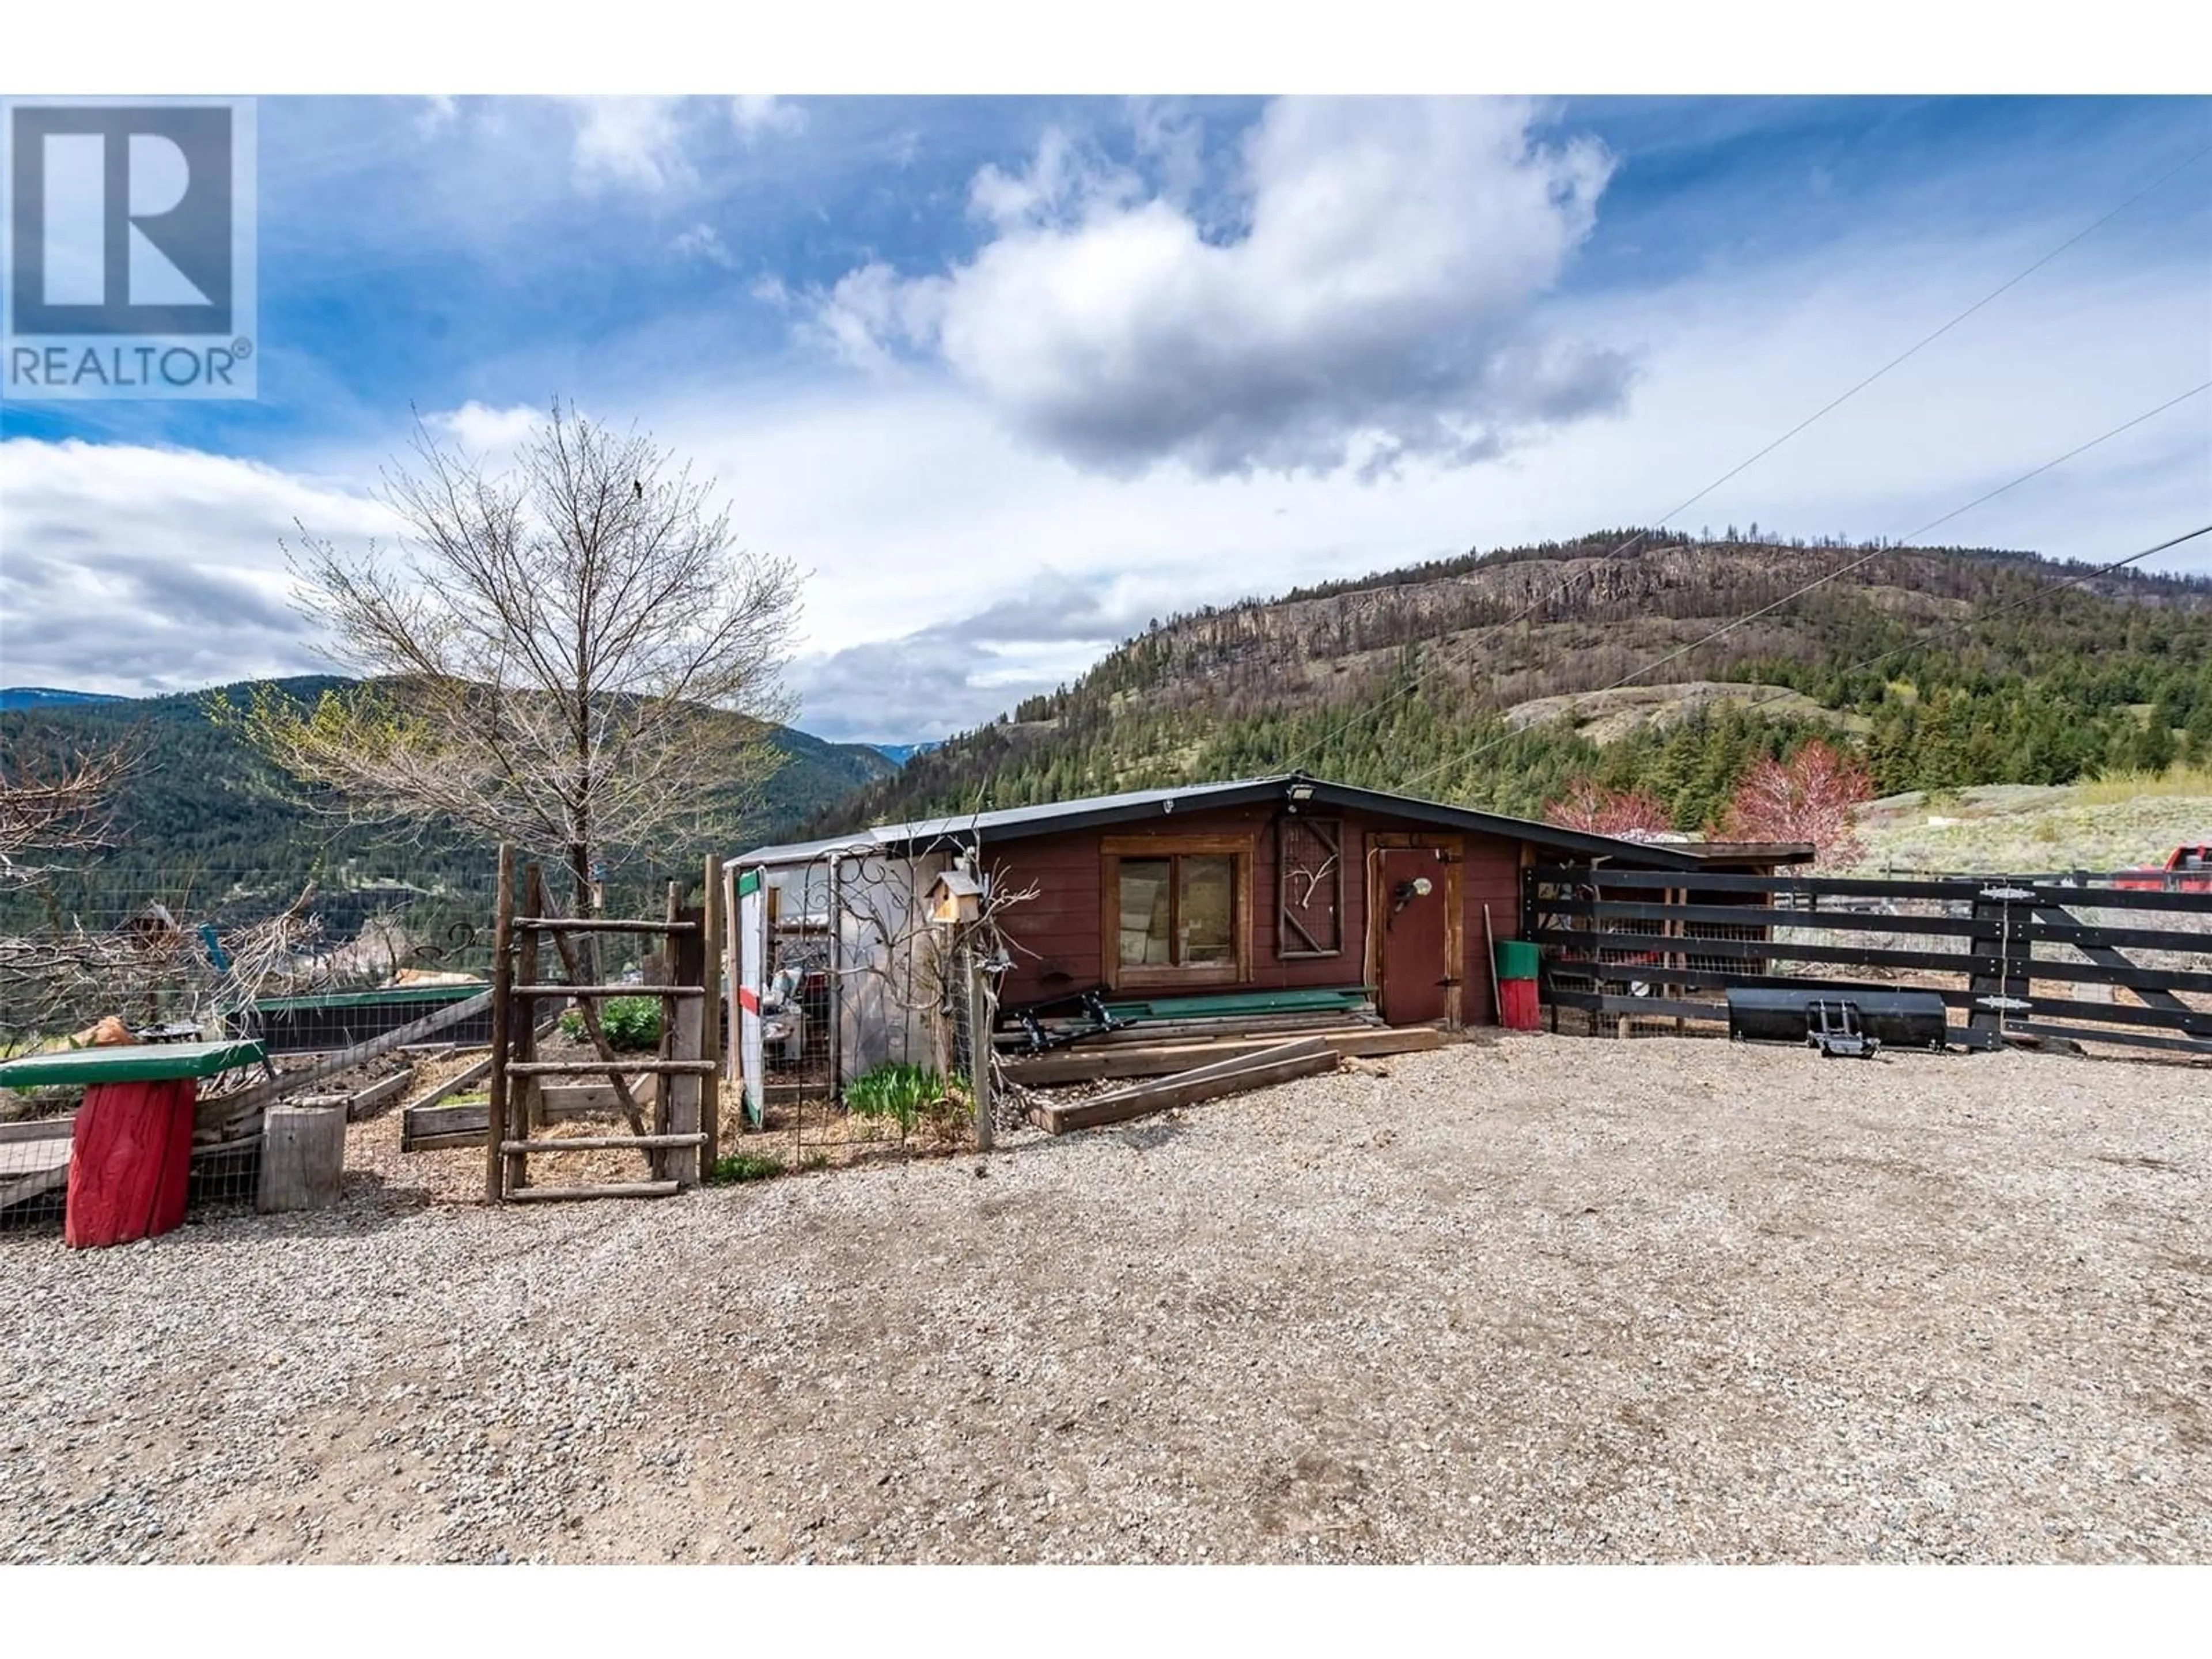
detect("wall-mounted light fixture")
[1390,875,1434,914]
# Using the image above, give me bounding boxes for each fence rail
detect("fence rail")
[1524,865,2212,1056]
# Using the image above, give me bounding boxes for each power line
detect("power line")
[1393,378,2212,793]
[1282,138,2212,772]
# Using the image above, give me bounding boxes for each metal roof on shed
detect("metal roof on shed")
[730,773,1812,873]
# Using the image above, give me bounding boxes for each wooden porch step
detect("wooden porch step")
[501,1133,706,1154]
[508,1181,680,1202]
[503,1059,717,1075]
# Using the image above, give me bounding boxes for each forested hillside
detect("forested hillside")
[806,530,2212,837]
[0,677,895,922]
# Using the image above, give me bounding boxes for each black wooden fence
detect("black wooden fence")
[1524,865,2212,1056]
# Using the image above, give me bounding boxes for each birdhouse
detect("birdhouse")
[929,869,985,927]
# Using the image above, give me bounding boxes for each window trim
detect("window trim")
[1100,834,1255,991]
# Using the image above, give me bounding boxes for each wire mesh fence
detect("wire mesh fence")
[0,865,502,1056]
[0,856,692,1233]
[733,842,1018,1171]
[0,862,719,1056]
[750,931,995,1169]
[3,845,1044,1229]
[0,1066,273,1235]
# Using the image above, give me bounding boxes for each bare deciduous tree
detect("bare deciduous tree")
[1543,778,1674,839]
[0,888,324,1056]
[1722,740,1874,868]
[228,400,803,912]
[0,735,141,889]
[0,734,332,1051]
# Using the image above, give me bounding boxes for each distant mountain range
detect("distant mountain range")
[0,687,130,712]
[869,741,942,765]
[0,676,897,903]
[801,529,2212,839]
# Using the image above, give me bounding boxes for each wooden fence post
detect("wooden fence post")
[702,854,722,1175]
[660,883,706,1189]
[968,946,994,1154]
[484,842,514,1203]
[510,864,544,1195]
[656,880,680,1151]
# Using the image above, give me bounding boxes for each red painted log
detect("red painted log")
[65,1078,198,1248]
[1499,977,1541,1032]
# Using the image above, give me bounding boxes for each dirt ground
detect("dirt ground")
[2,1034,2206,1563]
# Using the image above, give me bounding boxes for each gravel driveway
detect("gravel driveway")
[3,1036,2206,1563]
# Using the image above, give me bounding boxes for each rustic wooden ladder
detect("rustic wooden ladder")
[484,845,722,1203]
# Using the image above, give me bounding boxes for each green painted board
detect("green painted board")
[253,984,484,1014]
[1494,940,1540,980]
[1100,986,1374,1021]
[0,1039,268,1089]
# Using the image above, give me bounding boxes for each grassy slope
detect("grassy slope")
[1848,769,2212,875]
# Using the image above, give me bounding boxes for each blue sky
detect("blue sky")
[2,94,2208,741]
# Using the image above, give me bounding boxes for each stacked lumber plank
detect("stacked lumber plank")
[0,1119,75,1209]
[1031,1036,1346,1135]
[192,1088,267,1154]
[1006,1024,1438,1086]
[998,986,1385,1054]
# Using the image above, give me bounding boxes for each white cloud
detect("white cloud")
[672,222,736,268]
[730,96,805,142]
[0,441,394,695]
[569,96,695,194]
[965,127,1141,229]
[691,227,2212,740]
[883,129,922,171]
[415,94,458,138]
[803,97,1631,479]
[805,262,941,374]
[1127,97,1205,207]
[10,204,2204,744]
[423,400,544,464]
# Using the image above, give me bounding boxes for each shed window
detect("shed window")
[1103,837,1252,989]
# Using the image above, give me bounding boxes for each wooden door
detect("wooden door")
[1376,847,1451,1025]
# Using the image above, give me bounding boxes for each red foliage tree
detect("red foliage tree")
[1721,739,1873,867]
[1543,778,1674,839]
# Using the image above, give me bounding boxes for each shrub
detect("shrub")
[843,1062,947,1134]
[707,1152,784,1185]
[557,995,661,1051]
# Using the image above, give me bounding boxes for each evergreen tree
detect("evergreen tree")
[2131,696,2179,774]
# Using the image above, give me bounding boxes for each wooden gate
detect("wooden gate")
[484,845,722,1202]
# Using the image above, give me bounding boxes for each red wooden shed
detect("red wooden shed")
[728,775,1809,1091]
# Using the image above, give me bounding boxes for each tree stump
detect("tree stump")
[258,1103,346,1212]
